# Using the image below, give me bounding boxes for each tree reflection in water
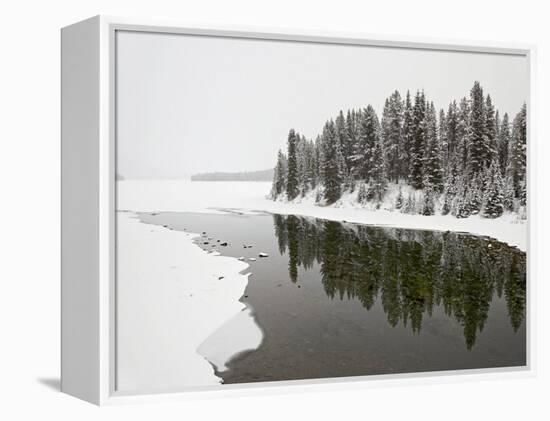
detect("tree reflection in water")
[273,214,526,350]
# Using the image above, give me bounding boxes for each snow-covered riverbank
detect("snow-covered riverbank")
[118,180,527,251]
[116,212,262,391]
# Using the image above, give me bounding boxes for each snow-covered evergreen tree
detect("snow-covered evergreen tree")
[439,108,448,173]
[336,110,350,179]
[423,102,444,192]
[286,129,299,200]
[498,113,511,175]
[357,105,381,183]
[507,104,527,199]
[381,90,404,183]
[401,193,416,214]
[484,94,497,166]
[313,135,322,189]
[520,180,527,207]
[344,110,357,177]
[303,139,316,192]
[296,134,307,196]
[271,149,288,198]
[442,161,461,216]
[445,101,459,168]
[357,183,368,204]
[409,91,426,189]
[456,97,470,174]
[401,91,414,183]
[320,121,343,204]
[422,186,436,216]
[368,138,387,202]
[466,173,484,215]
[453,178,471,218]
[482,160,504,218]
[467,81,487,177]
[395,187,404,210]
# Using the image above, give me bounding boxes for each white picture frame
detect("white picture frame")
[61,15,535,405]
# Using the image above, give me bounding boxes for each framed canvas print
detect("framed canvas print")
[61,16,532,405]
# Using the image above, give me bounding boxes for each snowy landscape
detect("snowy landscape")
[270,83,527,225]
[114,30,528,393]
[117,175,526,390]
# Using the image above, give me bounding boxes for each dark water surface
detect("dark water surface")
[139,211,526,384]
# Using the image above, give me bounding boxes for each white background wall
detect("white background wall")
[0,0,548,419]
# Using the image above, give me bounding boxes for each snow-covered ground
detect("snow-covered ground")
[116,212,261,392]
[118,180,527,251]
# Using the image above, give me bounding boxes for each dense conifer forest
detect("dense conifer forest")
[271,82,527,219]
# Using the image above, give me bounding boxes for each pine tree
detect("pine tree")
[423,102,444,192]
[498,113,511,175]
[271,149,287,198]
[296,134,307,196]
[519,181,527,220]
[482,160,504,218]
[381,90,404,183]
[336,110,350,179]
[286,129,299,201]
[456,97,470,174]
[507,104,527,199]
[520,180,527,207]
[409,91,426,189]
[467,173,484,215]
[467,81,487,176]
[402,193,416,214]
[442,159,461,216]
[357,105,381,182]
[320,121,343,204]
[395,187,404,210]
[304,139,316,192]
[368,138,387,202]
[439,108,448,172]
[495,109,501,138]
[484,94,497,166]
[445,101,459,166]
[453,178,470,218]
[344,110,356,175]
[502,175,515,212]
[312,135,321,189]
[422,186,436,216]
[401,91,414,183]
[357,183,368,204]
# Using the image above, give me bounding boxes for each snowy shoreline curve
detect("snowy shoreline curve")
[118,180,527,252]
[116,212,262,391]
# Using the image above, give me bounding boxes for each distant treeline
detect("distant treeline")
[271,81,527,219]
[191,168,274,182]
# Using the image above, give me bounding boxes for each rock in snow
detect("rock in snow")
[248,258,256,261]
[258,253,269,257]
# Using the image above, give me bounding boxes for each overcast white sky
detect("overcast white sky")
[116,31,528,179]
